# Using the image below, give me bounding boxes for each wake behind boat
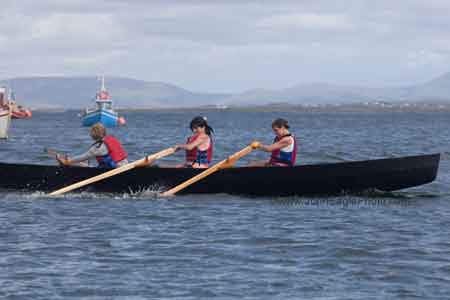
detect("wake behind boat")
[0,154,440,196]
[81,77,126,127]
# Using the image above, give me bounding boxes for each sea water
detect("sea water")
[0,111,449,299]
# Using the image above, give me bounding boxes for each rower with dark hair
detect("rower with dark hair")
[56,123,128,168]
[248,118,297,167]
[174,116,214,168]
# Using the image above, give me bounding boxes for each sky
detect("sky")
[1,0,450,93]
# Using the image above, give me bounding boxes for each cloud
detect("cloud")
[31,13,116,40]
[258,13,354,31]
[1,0,450,92]
[407,50,447,69]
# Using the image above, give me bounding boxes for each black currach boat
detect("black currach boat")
[0,153,440,197]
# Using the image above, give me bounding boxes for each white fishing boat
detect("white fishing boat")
[0,87,11,139]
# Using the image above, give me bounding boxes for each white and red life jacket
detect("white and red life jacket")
[95,135,128,168]
[185,134,213,166]
[269,134,297,167]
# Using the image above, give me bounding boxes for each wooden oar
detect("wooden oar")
[49,147,176,196]
[44,147,65,158]
[161,141,261,197]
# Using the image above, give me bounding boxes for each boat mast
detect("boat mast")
[96,76,106,101]
[101,76,106,92]
[6,87,12,105]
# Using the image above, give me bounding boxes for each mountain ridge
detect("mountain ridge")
[1,72,450,108]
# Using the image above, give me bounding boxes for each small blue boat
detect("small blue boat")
[81,77,125,127]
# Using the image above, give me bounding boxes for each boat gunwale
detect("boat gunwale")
[0,152,440,170]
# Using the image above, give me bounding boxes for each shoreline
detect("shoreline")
[32,103,450,113]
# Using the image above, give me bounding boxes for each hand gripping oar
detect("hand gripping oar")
[161,141,261,197]
[49,147,176,196]
[44,148,63,158]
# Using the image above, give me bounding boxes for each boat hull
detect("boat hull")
[82,109,118,127]
[0,108,11,139]
[0,154,440,196]
[11,110,32,119]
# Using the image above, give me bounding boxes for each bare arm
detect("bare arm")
[67,152,91,164]
[175,135,208,151]
[259,137,291,152]
[57,144,108,166]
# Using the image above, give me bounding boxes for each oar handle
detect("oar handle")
[138,147,177,167]
[220,141,261,168]
[44,148,65,158]
[45,148,88,167]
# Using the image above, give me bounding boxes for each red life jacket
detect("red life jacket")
[269,134,297,167]
[185,134,213,165]
[95,135,128,167]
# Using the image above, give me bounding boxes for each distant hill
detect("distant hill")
[228,72,450,105]
[0,77,229,109]
[1,73,450,108]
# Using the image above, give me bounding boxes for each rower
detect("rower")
[56,123,128,168]
[174,116,214,168]
[248,118,297,167]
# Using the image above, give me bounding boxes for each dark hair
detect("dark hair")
[190,116,214,135]
[272,118,290,129]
